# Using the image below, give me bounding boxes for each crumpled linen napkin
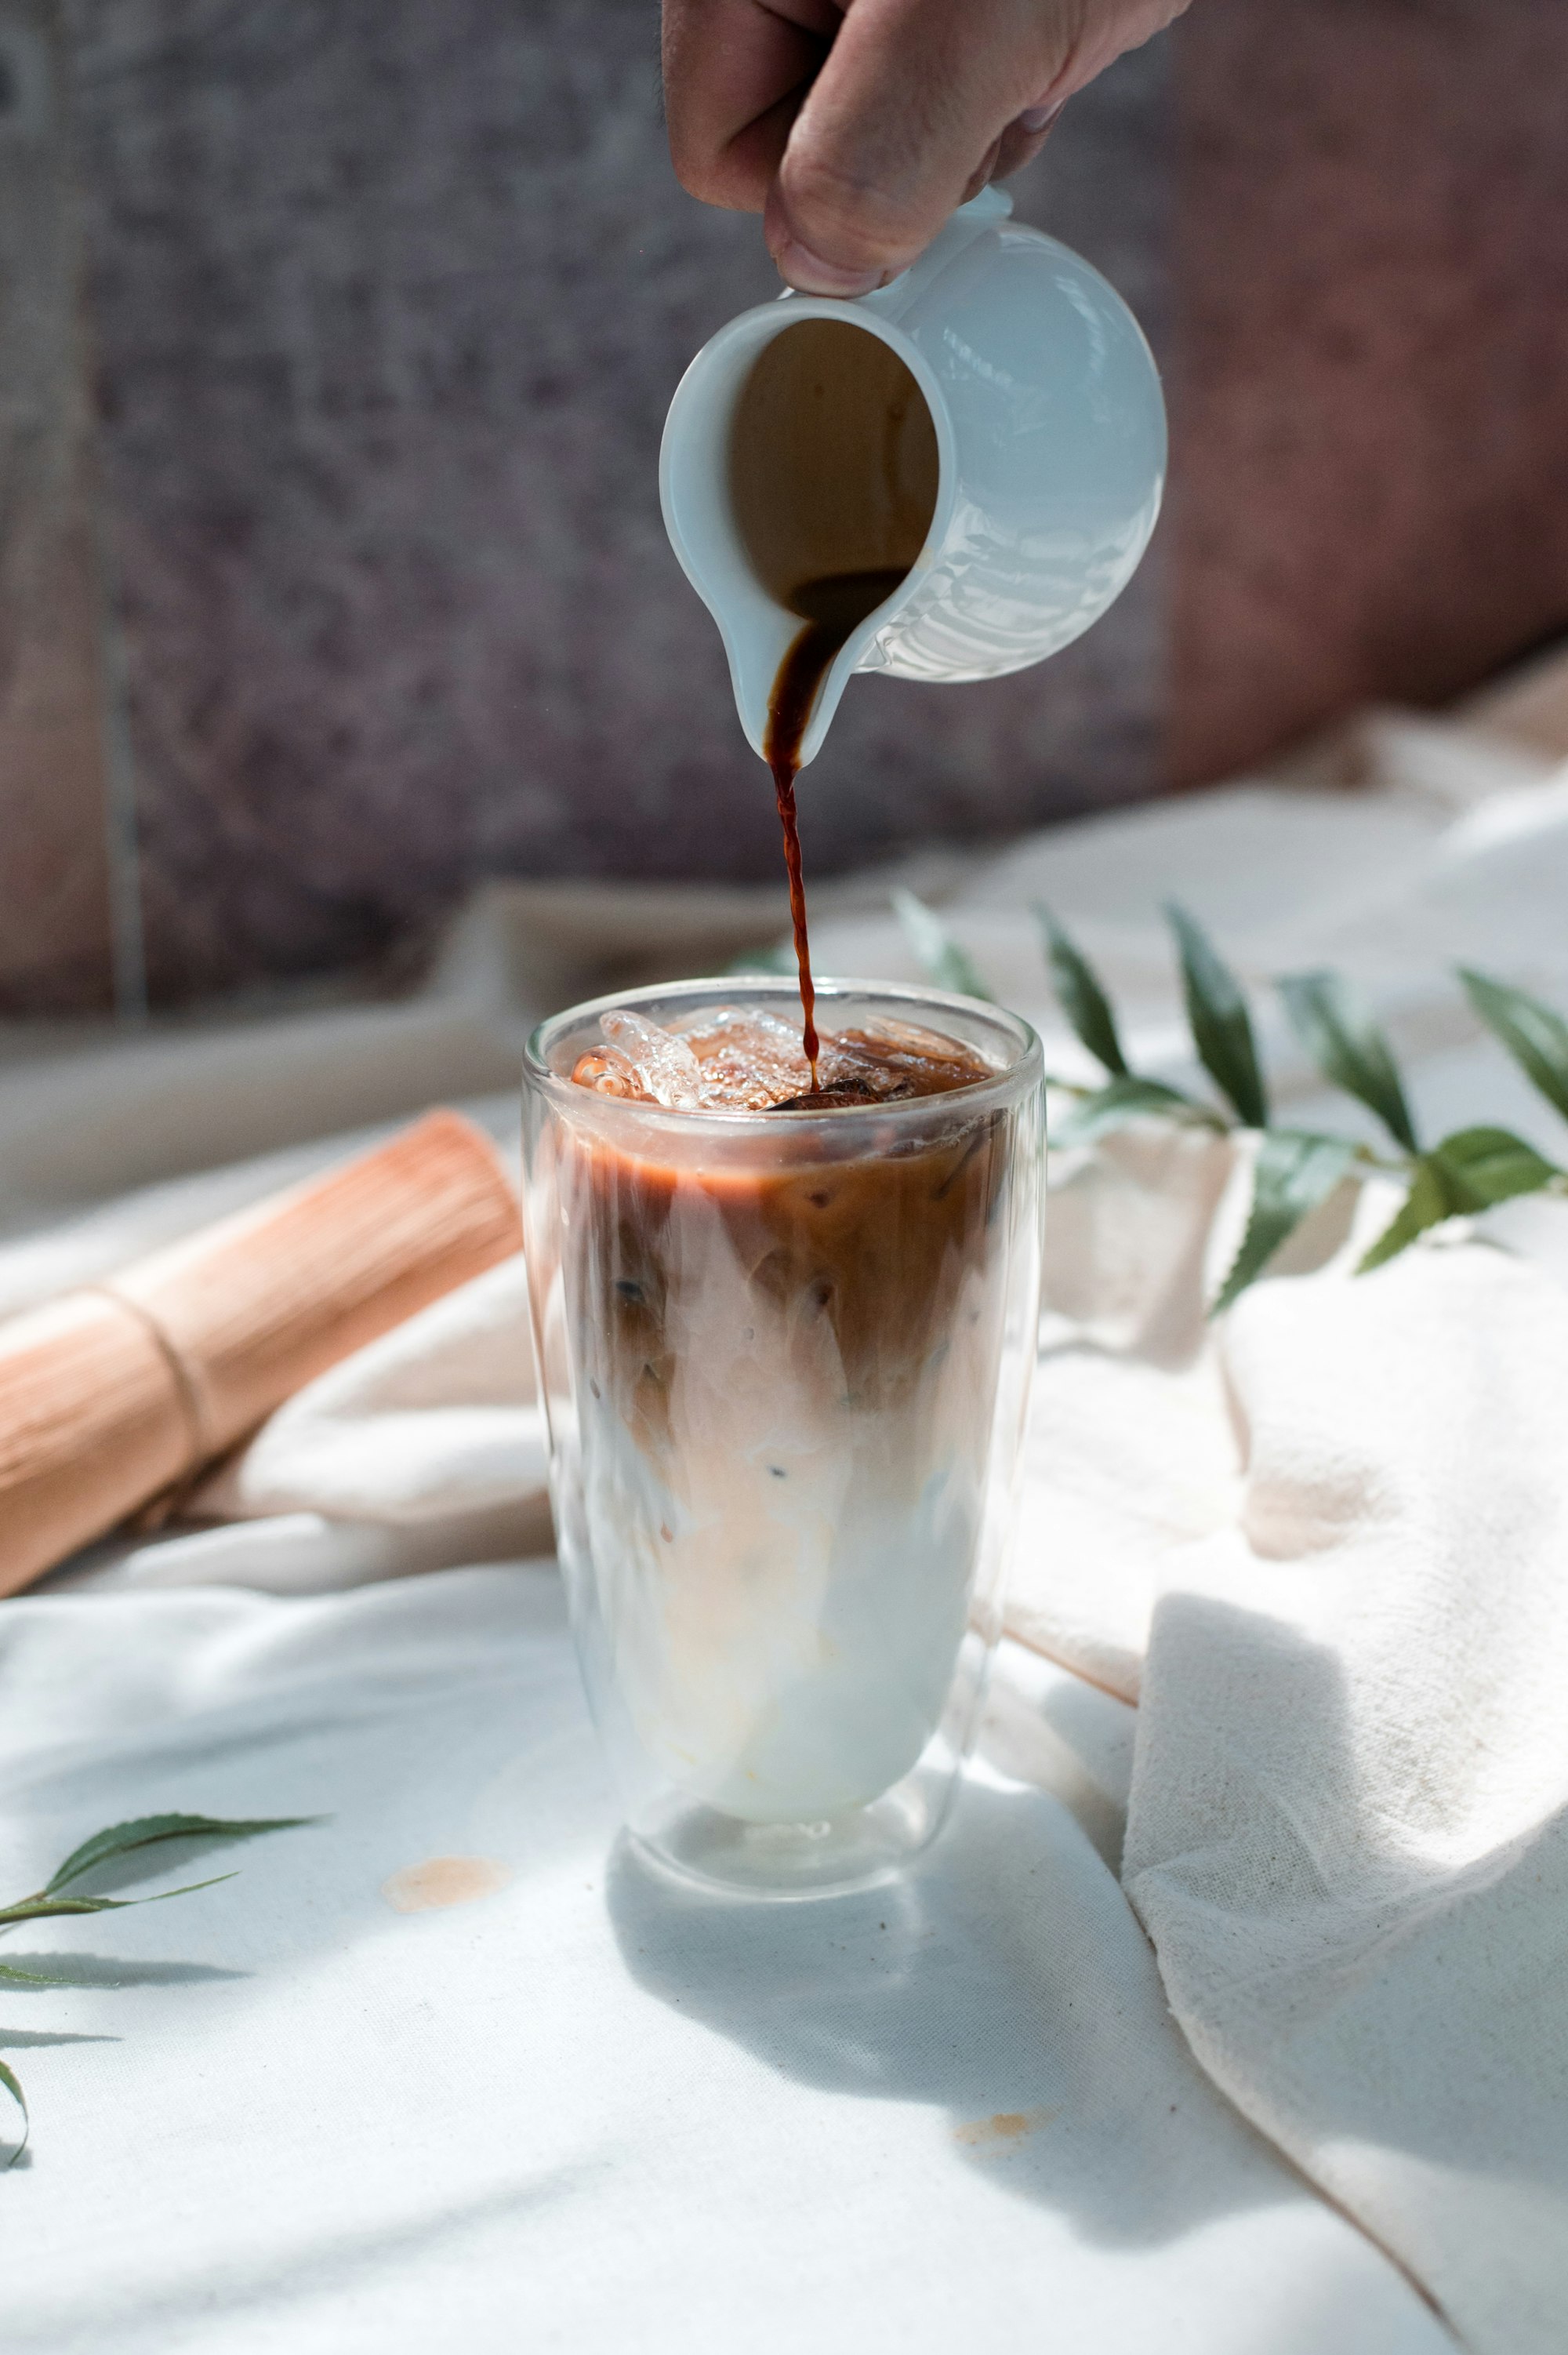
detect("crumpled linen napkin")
[194,1255,547,1534]
[1115,1242,1568,2355]
[1004,1098,1568,2355]
[1010,1179,1568,2354]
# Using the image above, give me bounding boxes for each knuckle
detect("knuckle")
[667,120,761,211]
[670,141,728,204]
[779,153,928,269]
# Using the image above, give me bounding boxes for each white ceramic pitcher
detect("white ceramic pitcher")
[659,186,1167,771]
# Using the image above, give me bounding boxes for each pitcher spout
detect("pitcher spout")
[659,300,953,772]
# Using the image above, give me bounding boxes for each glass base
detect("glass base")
[629,1779,947,1903]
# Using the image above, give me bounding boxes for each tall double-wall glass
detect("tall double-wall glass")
[521,978,1044,1899]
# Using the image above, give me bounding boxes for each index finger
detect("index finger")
[662,0,842,213]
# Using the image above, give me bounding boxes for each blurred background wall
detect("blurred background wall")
[2,0,1566,1015]
[1171,0,1568,786]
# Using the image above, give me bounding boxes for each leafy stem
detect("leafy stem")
[891,889,1568,1307]
[2,1813,318,2165]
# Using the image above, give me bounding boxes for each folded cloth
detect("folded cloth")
[1116,1243,1568,2355]
[193,1256,547,1535]
[1014,1212,1568,2355]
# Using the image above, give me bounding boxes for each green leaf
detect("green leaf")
[0,1896,132,1926]
[120,1874,242,1906]
[1167,903,1268,1128]
[1033,904,1127,1075]
[1357,1160,1453,1272]
[0,1876,243,1930]
[1458,968,1568,1126]
[1052,1074,1221,1147]
[0,2058,27,2166]
[891,889,993,1001]
[1277,971,1419,1151]
[1429,1125,1560,1208]
[1210,1131,1356,1314]
[1359,1125,1560,1271]
[724,940,795,978]
[0,1812,317,2163]
[45,1814,318,1895]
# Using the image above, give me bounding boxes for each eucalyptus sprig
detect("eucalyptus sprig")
[891,891,1568,1308]
[891,887,994,1001]
[1033,903,1217,1142]
[1,1812,316,2164]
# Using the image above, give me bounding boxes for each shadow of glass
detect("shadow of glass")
[608,1773,1305,2248]
[982,1655,1135,1874]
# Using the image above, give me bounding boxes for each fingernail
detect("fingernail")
[1018,98,1066,134]
[771,237,883,298]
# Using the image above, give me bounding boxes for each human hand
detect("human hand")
[662,0,1188,293]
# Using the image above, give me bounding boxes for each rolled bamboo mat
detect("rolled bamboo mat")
[0,1109,522,1599]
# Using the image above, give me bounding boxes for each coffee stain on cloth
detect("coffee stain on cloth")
[381,1856,514,1913]
[953,2106,1058,2150]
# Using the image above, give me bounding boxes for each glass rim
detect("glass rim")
[522,973,1042,1131]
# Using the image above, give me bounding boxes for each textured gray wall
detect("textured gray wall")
[65,0,1170,1001]
[7,3,1566,1016]
[0,0,120,1011]
[1170,0,1568,783]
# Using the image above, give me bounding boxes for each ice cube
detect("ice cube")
[571,1004,995,1111]
[569,1047,645,1099]
[676,1006,814,1108]
[833,1017,993,1091]
[675,1005,804,1055]
[597,1009,709,1109]
[691,1057,799,1110]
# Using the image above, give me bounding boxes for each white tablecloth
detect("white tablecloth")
[6,675,1568,2353]
[3,1574,1450,2355]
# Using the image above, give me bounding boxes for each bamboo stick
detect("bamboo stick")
[0,1110,522,1597]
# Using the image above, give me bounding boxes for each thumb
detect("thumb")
[765,0,1180,293]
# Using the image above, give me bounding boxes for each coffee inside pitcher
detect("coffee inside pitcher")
[728,318,939,616]
[727,321,940,1084]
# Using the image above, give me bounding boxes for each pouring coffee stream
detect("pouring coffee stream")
[729,319,941,1088]
[764,566,913,1083]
